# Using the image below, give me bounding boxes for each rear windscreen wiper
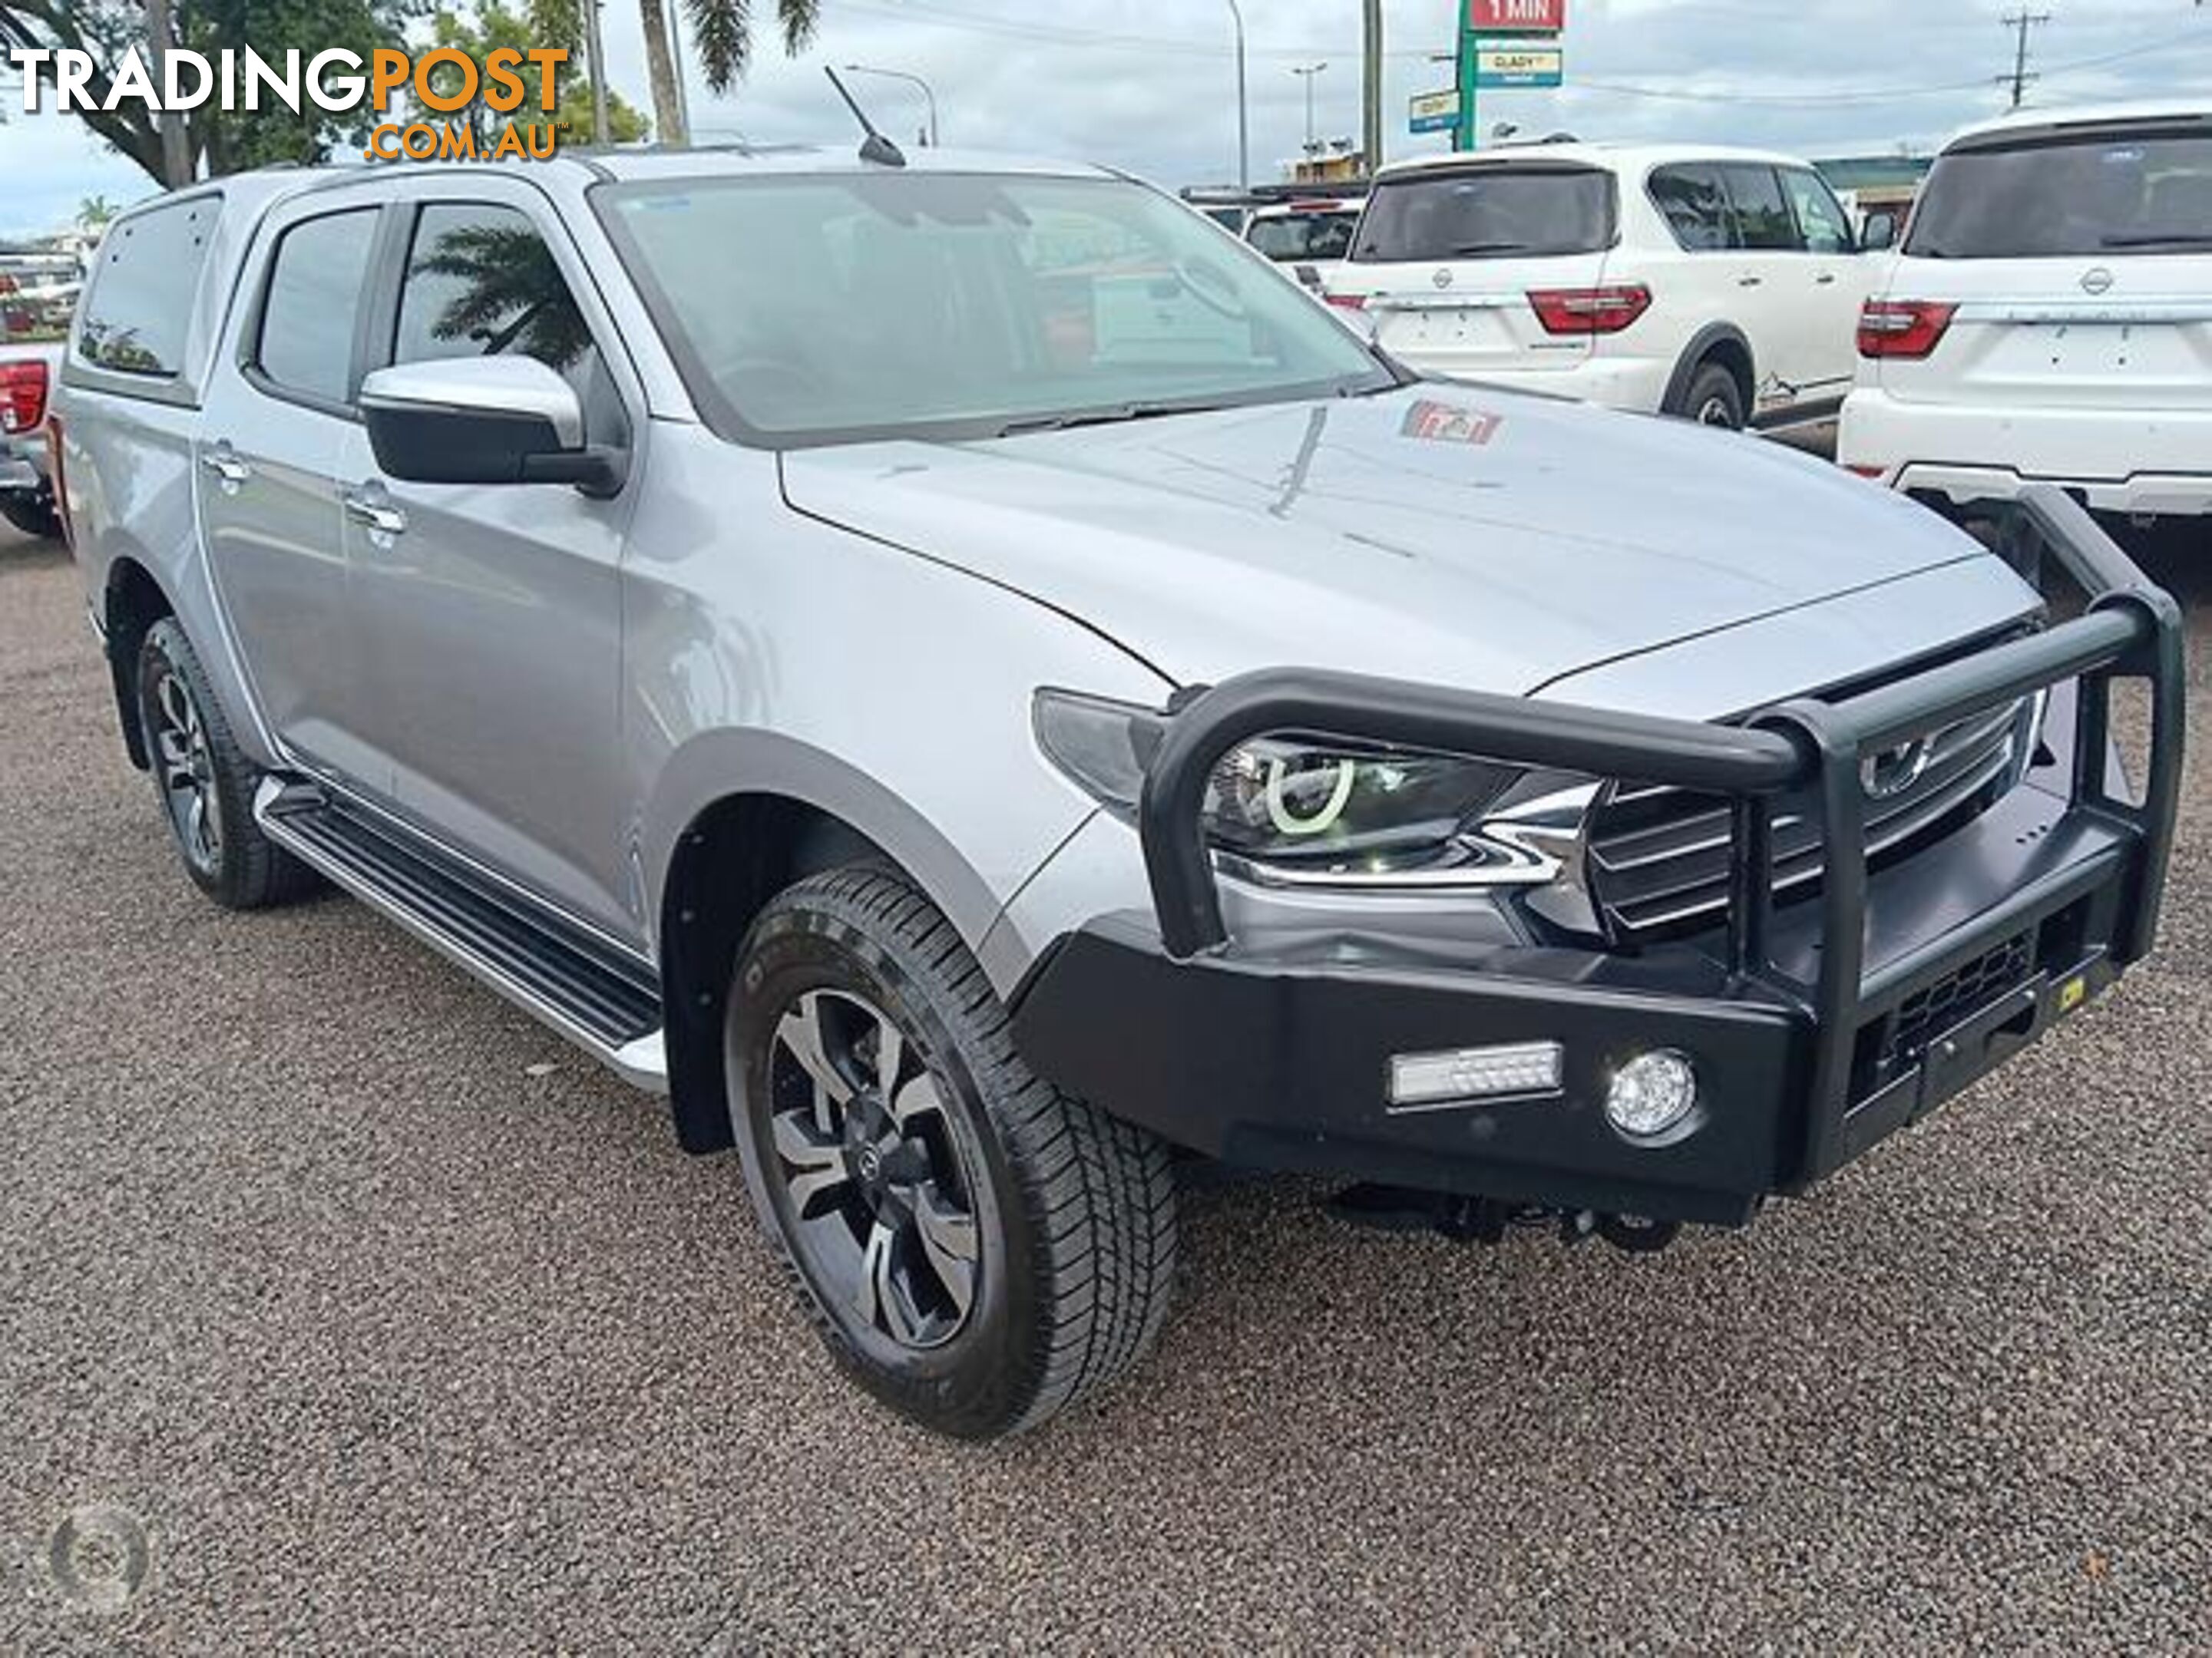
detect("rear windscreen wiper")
[2100,233,2212,249]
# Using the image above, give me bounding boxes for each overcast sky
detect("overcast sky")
[4,0,2208,235]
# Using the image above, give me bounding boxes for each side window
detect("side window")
[255,210,380,407]
[1648,165,1734,252]
[78,197,219,378]
[392,203,626,446]
[1721,165,1801,252]
[1781,168,1855,255]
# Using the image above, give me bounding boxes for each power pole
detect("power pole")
[1291,62,1328,156]
[1999,10,2050,110]
[585,0,612,146]
[1362,0,1384,175]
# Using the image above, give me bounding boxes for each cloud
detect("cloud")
[1,0,2204,235]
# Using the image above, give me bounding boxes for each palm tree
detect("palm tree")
[538,0,819,150]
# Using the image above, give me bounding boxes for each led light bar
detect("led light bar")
[1387,1042,1563,1111]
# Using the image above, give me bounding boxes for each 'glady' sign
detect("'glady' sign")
[5,47,574,161]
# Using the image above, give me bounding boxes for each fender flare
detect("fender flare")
[1661,324,1755,418]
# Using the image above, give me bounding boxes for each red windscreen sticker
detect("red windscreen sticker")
[1400,400,1502,446]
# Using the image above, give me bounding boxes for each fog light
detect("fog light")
[1605,1050,1698,1139]
[1389,1042,1563,1111]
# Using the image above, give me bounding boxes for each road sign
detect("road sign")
[1409,88,1462,134]
[1466,0,1566,33]
[1475,45,1564,88]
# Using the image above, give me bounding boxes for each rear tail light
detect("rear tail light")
[45,411,71,550]
[1324,292,1368,311]
[1857,300,1957,360]
[1526,285,1652,336]
[0,358,48,434]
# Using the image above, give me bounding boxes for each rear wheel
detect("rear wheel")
[1672,360,1747,431]
[136,619,320,909]
[728,867,1179,1438]
[0,494,61,540]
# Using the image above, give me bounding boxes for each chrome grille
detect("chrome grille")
[1588,698,2033,939]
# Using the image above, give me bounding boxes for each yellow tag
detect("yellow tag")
[2058,976,2088,1016]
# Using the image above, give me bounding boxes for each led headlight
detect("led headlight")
[1033,689,1589,887]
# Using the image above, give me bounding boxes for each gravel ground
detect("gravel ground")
[2,514,2207,1655]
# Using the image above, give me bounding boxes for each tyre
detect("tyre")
[0,493,61,540]
[728,867,1179,1438]
[135,619,321,909]
[1672,360,1747,431]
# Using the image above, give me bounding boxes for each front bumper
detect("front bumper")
[1010,489,2183,1225]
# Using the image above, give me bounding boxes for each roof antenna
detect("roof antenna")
[824,67,908,168]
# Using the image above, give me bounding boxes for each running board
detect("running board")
[254,780,668,1093]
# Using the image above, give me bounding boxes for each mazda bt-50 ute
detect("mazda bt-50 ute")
[55,147,2181,1439]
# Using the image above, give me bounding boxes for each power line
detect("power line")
[839,0,2207,109]
[2000,10,2052,109]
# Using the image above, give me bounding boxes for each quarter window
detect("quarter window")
[1648,164,1733,252]
[1721,166,1801,252]
[392,203,623,445]
[256,209,380,406]
[78,197,219,378]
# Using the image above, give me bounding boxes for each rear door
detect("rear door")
[1331,162,1615,378]
[197,196,388,789]
[1874,121,2212,417]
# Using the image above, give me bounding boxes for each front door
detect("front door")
[339,184,644,942]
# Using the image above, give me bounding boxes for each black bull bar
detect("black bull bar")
[1132,486,2184,1187]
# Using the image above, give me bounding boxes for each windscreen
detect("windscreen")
[1248,212,1359,263]
[1350,167,1615,262]
[597,173,1394,445]
[1906,129,2212,259]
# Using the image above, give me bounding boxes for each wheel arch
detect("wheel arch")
[103,557,176,770]
[646,732,1040,1157]
[1663,325,1755,420]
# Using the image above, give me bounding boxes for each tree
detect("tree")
[76,193,117,229]
[532,0,818,150]
[417,2,647,148]
[0,0,425,186]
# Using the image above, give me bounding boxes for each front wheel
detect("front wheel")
[728,867,1179,1438]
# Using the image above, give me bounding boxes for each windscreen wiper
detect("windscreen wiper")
[993,401,1234,438]
[2100,233,2212,249]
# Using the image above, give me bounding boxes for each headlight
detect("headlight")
[1033,689,1593,888]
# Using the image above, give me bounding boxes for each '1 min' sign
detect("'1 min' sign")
[1466,0,1566,32]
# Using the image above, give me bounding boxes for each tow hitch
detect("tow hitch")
[1328,1184,1685,1254]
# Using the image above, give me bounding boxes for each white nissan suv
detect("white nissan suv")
[1324,141,1874,431]
[1840,103,2212,522]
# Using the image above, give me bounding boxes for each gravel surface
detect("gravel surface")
[2,515,2207,1654]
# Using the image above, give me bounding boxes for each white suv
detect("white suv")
[1324,142,1874,430]
[1840,103,2212,520]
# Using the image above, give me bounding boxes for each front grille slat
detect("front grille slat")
[1588,698,2028,940]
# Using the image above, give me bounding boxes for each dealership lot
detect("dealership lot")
[1,509,2207,1650]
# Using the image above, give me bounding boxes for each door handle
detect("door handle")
[1814,272,1839,286]
[342,493,408,537]
[200,451,252,487]
[1738,276,1764,288]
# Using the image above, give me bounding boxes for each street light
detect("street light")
[843,63,940,147]
[1291,62,1328,157]
[1223,0,1250,192]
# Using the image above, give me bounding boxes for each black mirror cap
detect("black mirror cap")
[363,400,626,497]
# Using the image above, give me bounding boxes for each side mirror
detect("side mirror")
[359,356,624,497]
[1293,263,1324,292]
[1859,210,1898,253]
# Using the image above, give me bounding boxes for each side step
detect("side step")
[255,780,668,1092]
